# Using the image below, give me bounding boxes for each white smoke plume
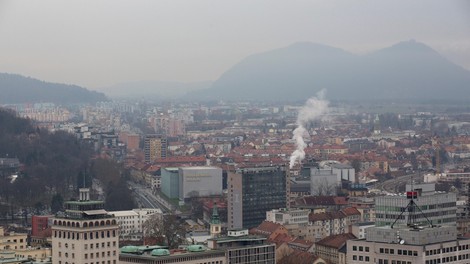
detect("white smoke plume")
[289,89,329,169]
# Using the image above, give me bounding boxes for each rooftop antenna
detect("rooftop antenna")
[391,170,433,229]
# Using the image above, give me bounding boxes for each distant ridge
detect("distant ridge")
[190,40,470,102]
[0,73,107,104]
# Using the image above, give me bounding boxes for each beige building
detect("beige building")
[51,188,119,264]
[144,134,167,163]
[315,233,356,264]
[0,227,27,250]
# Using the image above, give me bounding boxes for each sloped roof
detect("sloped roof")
[341,207,361,216]
[250,221,284,236]
[278,250,321,264]
[316,233,356,249]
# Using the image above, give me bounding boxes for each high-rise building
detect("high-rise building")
[51,188,119,264]
[228,166,286,229]
[144,134,167,163]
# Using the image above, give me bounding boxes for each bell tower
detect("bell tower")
[210,202,222,238]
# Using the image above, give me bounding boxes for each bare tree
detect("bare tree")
[312,177,336,196]
[143,213,186,249]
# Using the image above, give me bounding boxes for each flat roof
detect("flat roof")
[109,211,139,217]
[84,209,108,215]
[180,166,220,170]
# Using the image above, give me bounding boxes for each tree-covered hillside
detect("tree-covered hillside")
[0,108,134,216]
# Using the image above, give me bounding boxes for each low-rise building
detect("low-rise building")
[0,227,27,250]
[109,208,162,241]
[315,233,356,264]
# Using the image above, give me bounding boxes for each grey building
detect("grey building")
[179,166,223,201]
[310,168,338,196]
[375,183,457,227]
[228,166,287,229]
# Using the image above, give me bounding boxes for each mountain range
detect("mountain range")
[191,40,470,102]
[0,73,107,104]
[1,40,469,103]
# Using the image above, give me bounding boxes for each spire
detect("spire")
[211,202,220,225]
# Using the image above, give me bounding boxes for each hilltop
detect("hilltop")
[191,40,470,102]
[0,73,107,104]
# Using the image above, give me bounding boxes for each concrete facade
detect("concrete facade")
[265,208,310,226]
[179,166,223,200]
[347,225,470,264]
[375,183,457,227]
[310,168,338,196]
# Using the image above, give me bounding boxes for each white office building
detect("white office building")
[375,183,457,227]
[266,208,310,226]
[109,208,162,241]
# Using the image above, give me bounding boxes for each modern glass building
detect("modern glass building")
[228,166,287,229]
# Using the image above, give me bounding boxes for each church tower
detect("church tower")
[210,202,222,238]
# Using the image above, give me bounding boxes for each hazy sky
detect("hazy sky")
[0,0,469,90]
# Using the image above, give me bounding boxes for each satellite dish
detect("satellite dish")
[399,240,405,245]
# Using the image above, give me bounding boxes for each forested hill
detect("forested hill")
[0,73,107,104]
[0,108,94,210]
[0,108,134,214]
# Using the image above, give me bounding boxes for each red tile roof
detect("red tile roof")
[250,221,286,237]
[316,233,356,249]
[278,250,321,264]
